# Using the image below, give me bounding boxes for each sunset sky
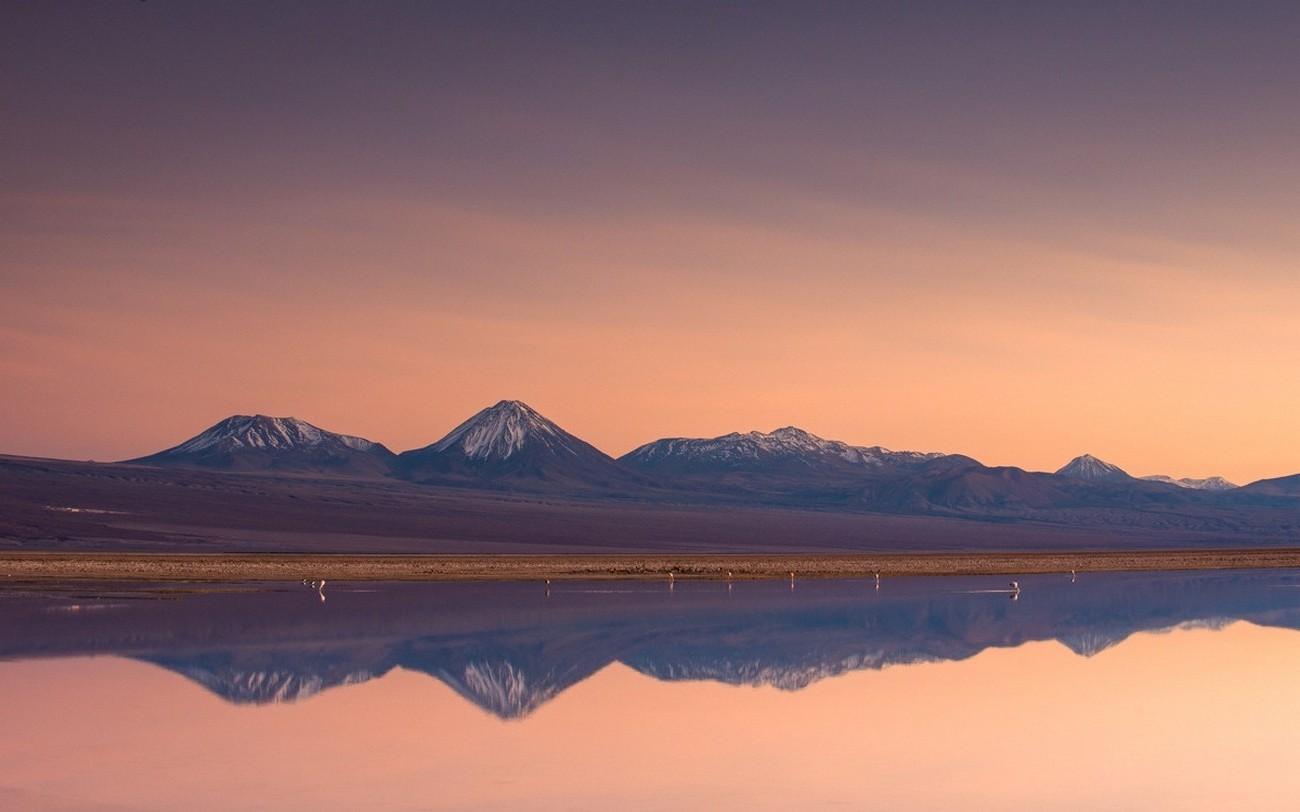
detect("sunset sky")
[3,2,1298,483]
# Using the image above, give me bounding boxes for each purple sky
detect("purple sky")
[3,2,1299,482]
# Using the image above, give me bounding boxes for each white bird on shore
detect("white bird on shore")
[316,579,326,603]
[1071,569,1077,582]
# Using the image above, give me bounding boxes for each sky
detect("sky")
[2,1,1298,483]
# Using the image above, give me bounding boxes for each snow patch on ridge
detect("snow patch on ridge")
[624,426,942,468]
[150,415,379,459]
[160,415,380,455]
[1141,474,1237,491]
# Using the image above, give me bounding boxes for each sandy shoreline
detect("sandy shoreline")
[3,549,1300,581]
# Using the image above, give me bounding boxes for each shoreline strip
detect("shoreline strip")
[2,549,1300,581]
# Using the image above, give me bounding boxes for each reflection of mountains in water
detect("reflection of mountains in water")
[4,572,1300,719]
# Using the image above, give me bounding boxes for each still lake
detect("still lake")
[2,570,1300,810]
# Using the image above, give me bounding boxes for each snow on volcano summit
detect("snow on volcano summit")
[165,415,381,454]
[397,400,640,487]
[431,400,568,461]
[1054,454,1132,482]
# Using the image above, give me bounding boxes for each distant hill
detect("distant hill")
[1241,473,1300,497]
[127,415,394,476]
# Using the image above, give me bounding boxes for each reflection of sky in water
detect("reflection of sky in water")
[2,571,1300,809]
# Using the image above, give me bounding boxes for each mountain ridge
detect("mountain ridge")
[127,415,395,476]
[112,401,1297,521]
[620,426,944,476]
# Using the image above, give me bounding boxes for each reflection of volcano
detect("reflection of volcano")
[4,572,1300,719]
[140,653,390,704]
[400,633,624,719]
[1055,630,1131,658]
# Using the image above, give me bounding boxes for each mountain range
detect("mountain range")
[4,398,1294,551]
[123,400,1288,515]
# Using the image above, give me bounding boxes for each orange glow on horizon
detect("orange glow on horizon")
[2,196,1297,483]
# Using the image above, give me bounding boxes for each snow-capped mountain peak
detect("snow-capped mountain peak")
[1055,454,1132,482]
[168,415,381,455]
[397,400,637,487]
[128,414,393,474]
[431,400,566,461]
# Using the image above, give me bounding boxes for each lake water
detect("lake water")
[3,570,1300,810]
